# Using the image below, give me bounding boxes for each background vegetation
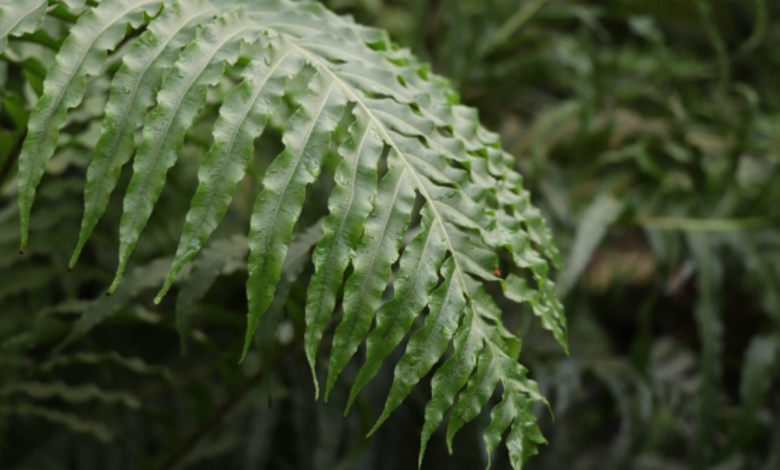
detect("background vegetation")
[2,0,779,469]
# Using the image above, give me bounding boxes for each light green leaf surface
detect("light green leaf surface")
[17,0,166,252]
[70,0,218,268]
[157,36,305,300]
[346,207,446,412]
[325,162,415,400]
[0,0,47,55]
[111,9,260,292]
[243,71,348,362]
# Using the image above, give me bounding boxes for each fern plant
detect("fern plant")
[1,0,566,466]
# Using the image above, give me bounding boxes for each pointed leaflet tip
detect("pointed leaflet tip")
[69,238,86,271]
[344,387,359,417]
[238,316,255,364]
[19,219,27,254]
[107,273,123,295]
[68,248,79,270]
[366,419,383,438]
[154,276,175,304]
[417,441,428,470]
[324,369,337,403]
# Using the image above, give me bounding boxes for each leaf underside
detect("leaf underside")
[6,0,567,467]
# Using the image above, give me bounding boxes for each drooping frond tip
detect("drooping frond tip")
[7,0,566,467]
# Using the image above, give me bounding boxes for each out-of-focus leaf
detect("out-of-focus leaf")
[689,233,723,469]
[0,381,141,409]
[176,235,249,354]
[0,404,114,443]
[728,335,779,451]
[559,194,624,294]
[58,258,171,350]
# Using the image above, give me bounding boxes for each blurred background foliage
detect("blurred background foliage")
[1,0,779,469]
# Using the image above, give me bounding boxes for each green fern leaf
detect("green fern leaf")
[325,162,415,399]
[244,71,348,362]
[505,400,546,469]
[17,0,166,252]
[258,219,324,381]
[157,35,303,301]
[0,0,47,55]
[559,194,624,294]
[110,8,260,292]
[367,257,465,432]
[70,0,218,268]
[15,1,567,467]
[483,384,539,470]
[417,307,481,465]
[305,106,382,398]
[346,207,447,412]
[446,346,502,451]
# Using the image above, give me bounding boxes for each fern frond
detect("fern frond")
[325,161,415,399]
[16,1,567,466]
[258,219,324,383]
[346,206,447,412]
